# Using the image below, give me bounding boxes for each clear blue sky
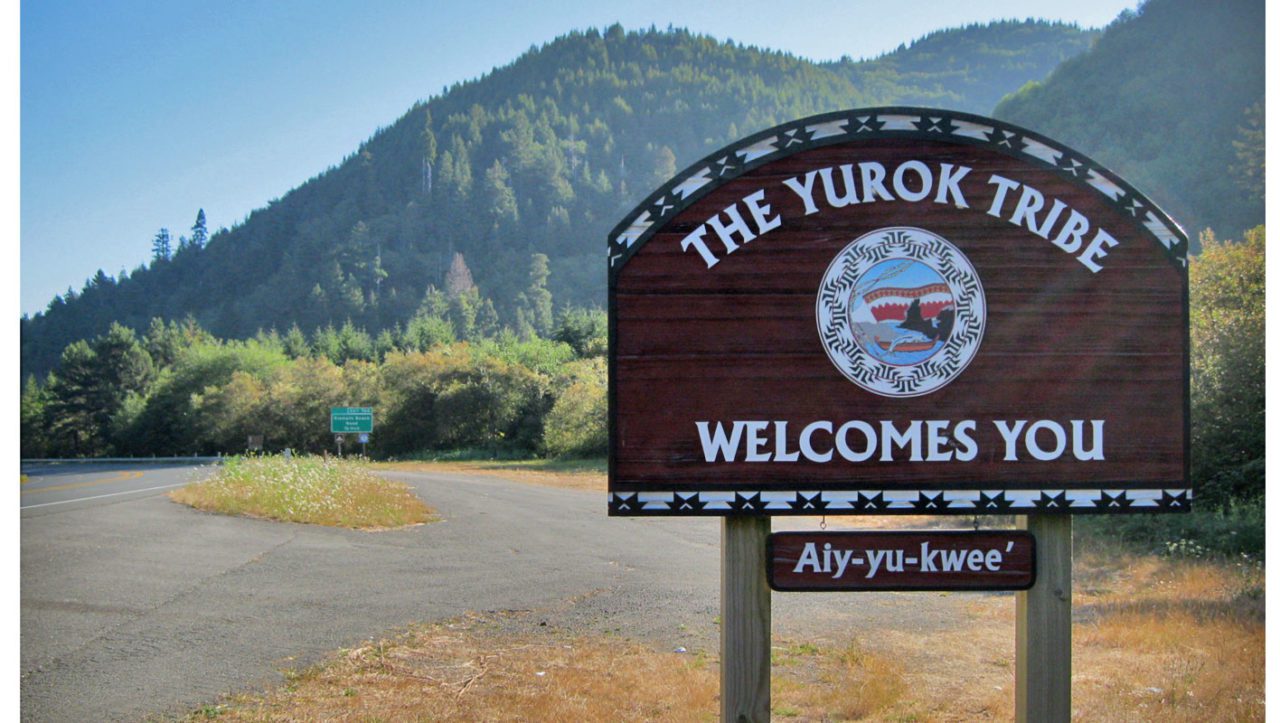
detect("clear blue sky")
[20,0,1140,316]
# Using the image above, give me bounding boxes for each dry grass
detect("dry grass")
[171,455,436,530]
[378,459,606,492]
[191,614,719,722]
[823,549,1267,722]
[771,639,909,720]
[184,550,1263,722]
[185,613,918,722]
[1071,550,1265,722]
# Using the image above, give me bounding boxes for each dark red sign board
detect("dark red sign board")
[767,530,1035,591]
[608,107,1190,517]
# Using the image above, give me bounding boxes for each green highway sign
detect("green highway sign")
[330,407,374,434]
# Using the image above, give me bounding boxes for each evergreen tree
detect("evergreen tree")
[336,321,375,363]
[190,209,208,250]
[374,327,399,360]
[483,159,519,229]
[151,228,172,262]
[44,324,153,455]
[144,317,184,369]
[518,253,554,337]
[417,286,450,319]
[475,298,501,339]
[1231,102,1264,204]
[553,307,608,357]
[370,246,388,295]
[45,342,99,455]
[403,312,455,350]
[282,324,311,358]
[92,323,155,398]
[20,375,49,458]
[443,134,472,201]
[311,324,342,364]
[422,110,438,196]
[448,289,480,340]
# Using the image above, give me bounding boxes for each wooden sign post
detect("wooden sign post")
[607,107,1190,721]
[721,517,771,722]
[1016,514,1072,722]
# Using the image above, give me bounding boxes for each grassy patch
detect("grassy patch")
[385,453,605,474]
[170,455,435,530]
[455,456,606,475]
[1071,549,1265,721]
[396,447,539,462]
[379,457,605,492]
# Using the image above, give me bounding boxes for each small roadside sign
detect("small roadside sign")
[767,530,1035,592]
[330,407,374,433]
[358,433,370,444]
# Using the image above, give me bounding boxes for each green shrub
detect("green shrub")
[542,358,607,458]
[1076,500,1264,559]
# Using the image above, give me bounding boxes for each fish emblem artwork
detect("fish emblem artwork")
[816,226,986,398]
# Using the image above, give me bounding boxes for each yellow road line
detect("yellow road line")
[22,470,145,495]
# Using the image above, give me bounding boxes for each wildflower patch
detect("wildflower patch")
[170,455,435,529]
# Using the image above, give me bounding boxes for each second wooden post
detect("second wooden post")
[1015,513,1072,723]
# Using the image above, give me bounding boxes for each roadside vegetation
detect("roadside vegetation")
[1069,545,1263,721]
[185,543,1262,721]
[378,457,606,492]
[21,254,607,466]
[170,455,435,530]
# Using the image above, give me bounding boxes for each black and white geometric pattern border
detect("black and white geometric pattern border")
[607,107,1190,276]
[608,488,1192,515]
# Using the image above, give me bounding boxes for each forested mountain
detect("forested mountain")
[994,0,1264,243]
[20,20,1097,376]
[827,19,1098,113]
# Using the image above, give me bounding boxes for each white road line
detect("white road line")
[20,482,191,510]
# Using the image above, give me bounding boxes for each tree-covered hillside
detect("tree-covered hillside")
[828,19,1098,113]
[20,21,1097,376]
[994,0,1264,243]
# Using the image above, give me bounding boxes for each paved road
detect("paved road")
[21,464,976,721]
[20,462,210,511]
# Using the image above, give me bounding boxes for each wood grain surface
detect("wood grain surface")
[611,127,1188,507]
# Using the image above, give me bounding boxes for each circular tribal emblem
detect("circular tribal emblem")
[816,226,986,398]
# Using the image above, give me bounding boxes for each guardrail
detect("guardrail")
[21,456,225,465]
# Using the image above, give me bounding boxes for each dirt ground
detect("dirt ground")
[185,463,1264,722]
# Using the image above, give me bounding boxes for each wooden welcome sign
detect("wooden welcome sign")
[608,107,1190,516]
